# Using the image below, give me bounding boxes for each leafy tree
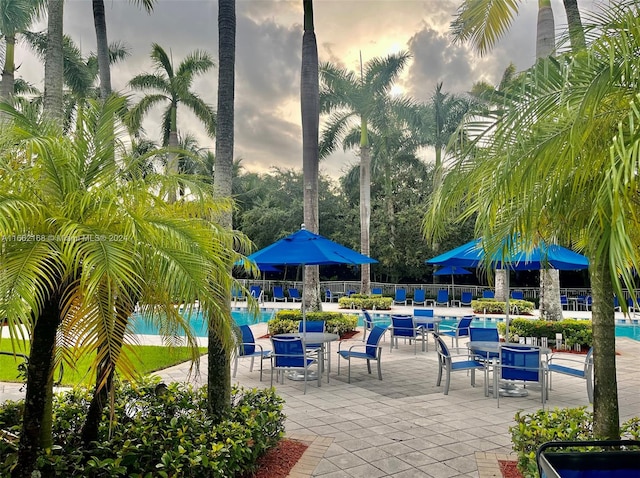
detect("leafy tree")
[320,51,411,294]
[425,1,640,439]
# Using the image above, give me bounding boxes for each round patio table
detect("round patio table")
[274,332,339,383]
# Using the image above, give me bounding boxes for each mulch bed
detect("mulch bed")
[499,460,524,478]
[240,439,308,478]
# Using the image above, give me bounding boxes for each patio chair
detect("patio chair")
[496,346,547,407]
[393,288,407,306]
[288,287,302,302]
[232,286,246,302]
[433,333,486,395]
[371,287,383,296]
[511,290,524,300]
[337,325,387,383]
[547,347,593,403]
[412,289,427,306]
[576,295,592,311]
[298,320,326,360]
[362,309,386,342]
[270,336,318,394]
[389,315,423,354]
[482,290,495,299]
[325,289,338,302]
[468,327,500,361]
[413,308,436,351]
[561,295,569,310]
[250,285,264,303]
[439,315,473,350]
[233,325,271,381]
[459,291,473,307]
[272,286,287,302]
[435,289,449,307]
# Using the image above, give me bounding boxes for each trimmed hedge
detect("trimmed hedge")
[472,298,535,314]
[497,318,593,348]
[267,309,358,336]
[338,294,393,310]
[0,377,285,477]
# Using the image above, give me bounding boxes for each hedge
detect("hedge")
[497,318,593,348]
[267,309,358,336]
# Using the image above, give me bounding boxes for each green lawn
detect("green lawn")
[0,338,206,386]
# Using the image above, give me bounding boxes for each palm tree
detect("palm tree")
[424,1,640,439]
[451,0,584,55]
[301,0,321,311]
[0,0,45,104]
[92,0,155,100]
[42,0,63,123]
[0,97,248,475]
[210,0,235,419]
[320,51,411,294]
[128,43,216,201]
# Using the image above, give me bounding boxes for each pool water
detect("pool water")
[131,309,640,341]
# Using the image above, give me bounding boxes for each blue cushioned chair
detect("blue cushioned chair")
[325,289,338,302]
[482,290,495,299]
[390,315,423,354]
[272,286,287,302]
[547,347,593,403]
[362,309,386,342]
[433,333,486,395]
[560,295,569,310]
[413,308,436,351]
[440,315,474,350]
[393,288,407,305]
[496,346,547,407]
[288,287,302,302]
[298,320,325,360]
[270,336,318,394]
[412,289,427,306]
[233,325,271,381]
[337,325,387,383]
[459,291,473,307]
[371,287,383,296]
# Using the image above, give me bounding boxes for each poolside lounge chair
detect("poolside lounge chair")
[393,288,407,306]
[459,291,473,307]
[482,290,495,299]
[270,336,318,394]
[511,290,524,300]
[371,287,383,296]
[433,332,485,395]
[439,315,473,351]
[413,308,437,351]
[250,285,264,303]
[288,288,302,302]
[272,286,287,302]
[233,325,271,381]
[496,346,547,407]
[337,325,387,383]
[547,347,593,403]
[435,289,449,307]
[468,327,499,361]
[232,287,246,302]
[412,289,426,306]
[561,295,569,310]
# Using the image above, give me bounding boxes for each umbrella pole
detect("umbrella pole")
[504,271,510,342]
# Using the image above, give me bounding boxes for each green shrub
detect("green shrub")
[497,318,593,348]
[0,377,285,477]
[338,294,392,310]
[510,407,640,477]
[472,298,535,314]
[267,309,358,336]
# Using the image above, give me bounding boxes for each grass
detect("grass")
[0,338,206,386]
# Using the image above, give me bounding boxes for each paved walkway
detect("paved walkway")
[2,304,640,477]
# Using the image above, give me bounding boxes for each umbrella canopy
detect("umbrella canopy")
[426,238,589,271]
[246,226,377,333]
[434,266,473,276]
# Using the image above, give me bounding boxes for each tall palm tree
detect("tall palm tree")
[320,51,411,294]
[92,0,155,100]
[128,43,216,201]
[451,0,584,55]
[210,0,235,419]
[424,1,640,439]
[42,0,63,123]
[301,0,321,311]
[0,97,248,474]
[0,0,45,104]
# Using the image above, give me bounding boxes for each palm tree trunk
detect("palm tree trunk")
[92,0,112,100]
[539,269,562,320]
[562,0,585,51]
[301,0,321,311]
[589,253,620,439]
[359,138,372,295]
[13,296,61,478]
[209,0,235,419]
[536,0,556,58]
[43,0,64,123]
[0,32,16,103]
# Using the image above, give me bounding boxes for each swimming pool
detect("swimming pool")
[131,309,640,341]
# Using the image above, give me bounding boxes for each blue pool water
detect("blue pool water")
[131,309,640,341]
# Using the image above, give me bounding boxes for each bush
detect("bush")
[267,309,358,336]
[338,294,392,310]
[497,318,593,348]
[510,407,640,477]
[0,377,285,477]
[472,298,535,314]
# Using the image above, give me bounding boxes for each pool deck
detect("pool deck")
[2,303,640,477]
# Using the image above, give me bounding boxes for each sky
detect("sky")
[15,0,596,180]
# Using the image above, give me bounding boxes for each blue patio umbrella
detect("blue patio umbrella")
[434,265,473,294]
[246,225,378,333]
[426,238,589,340]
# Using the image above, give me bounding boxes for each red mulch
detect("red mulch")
[499,460,524,478]
[240,439,308,478]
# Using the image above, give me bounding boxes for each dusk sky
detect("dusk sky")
[17,0,597,179]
